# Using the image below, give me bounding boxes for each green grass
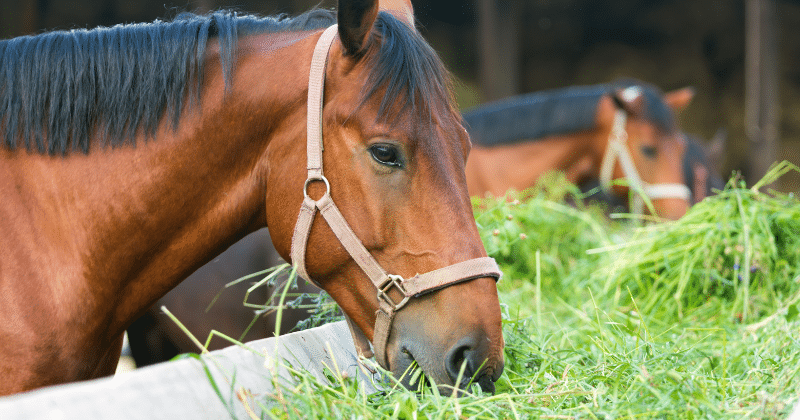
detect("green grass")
[203,162,800,419]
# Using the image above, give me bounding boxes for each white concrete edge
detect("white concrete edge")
[0,321,381,420]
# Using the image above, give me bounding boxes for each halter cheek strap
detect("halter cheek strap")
[599,109,691,216]
[290,25,502,368]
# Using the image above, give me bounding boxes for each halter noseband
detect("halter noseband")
[290,25,502,368]
[598,107,691,216]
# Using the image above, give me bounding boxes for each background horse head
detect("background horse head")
[581,131,726,213]
[0,0,503,395]
[463,79,694,220]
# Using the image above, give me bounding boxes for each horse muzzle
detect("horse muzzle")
[384,276,506,394]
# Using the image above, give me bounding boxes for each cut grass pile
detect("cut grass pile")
[213,163,800,419]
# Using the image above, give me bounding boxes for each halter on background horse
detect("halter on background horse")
[464,80,695,220]
[0,0,504,395]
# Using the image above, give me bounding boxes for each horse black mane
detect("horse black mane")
[0,9,450,155]
[463,79,677,148]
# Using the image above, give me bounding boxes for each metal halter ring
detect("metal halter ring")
[377,274,411,311]
[303,175,331,200]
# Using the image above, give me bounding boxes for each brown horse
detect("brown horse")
[464,81,695,220]
[0,0,504,395]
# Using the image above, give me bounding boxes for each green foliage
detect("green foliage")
[593,161,800,322]
[475,172,616,291]
[221,162,800,419]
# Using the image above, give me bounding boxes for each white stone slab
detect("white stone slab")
[0,321,381,420]
[789,400,800,420]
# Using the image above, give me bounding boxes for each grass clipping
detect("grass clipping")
[207,162,800,419]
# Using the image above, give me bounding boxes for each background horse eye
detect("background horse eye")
[641,145,658,159]
[369,144,402,167]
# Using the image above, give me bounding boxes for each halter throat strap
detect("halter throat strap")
[599,109,691,216]
[290,25,501,368]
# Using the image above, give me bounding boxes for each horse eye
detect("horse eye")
[641,145,658,159]
[369,144,402,167]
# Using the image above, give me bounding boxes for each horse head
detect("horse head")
[597,81,694,220]
[264,0,504,392]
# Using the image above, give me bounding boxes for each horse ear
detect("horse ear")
[338,0,379,56]
[379,0,415,29]
[612,86,645,116]
[664,87,695,112]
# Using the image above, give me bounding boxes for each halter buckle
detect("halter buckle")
[377,274,411,311]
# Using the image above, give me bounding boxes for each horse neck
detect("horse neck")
[466,129,606,197]
[3,33,312,333]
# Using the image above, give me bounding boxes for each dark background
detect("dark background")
[2,0,798,191]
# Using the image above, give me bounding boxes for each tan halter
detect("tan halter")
[290,25,502,368]
[599,107,691,216]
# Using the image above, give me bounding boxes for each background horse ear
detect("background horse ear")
[663,87,695,112]
[379,0,416,29]
[338,0,379,56]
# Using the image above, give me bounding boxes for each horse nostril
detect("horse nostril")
[444,334,504,394]
[445,342,472,384]
[445,338,474,387]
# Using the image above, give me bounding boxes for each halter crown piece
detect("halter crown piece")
[290,25,502,368]
[598,108,691,216]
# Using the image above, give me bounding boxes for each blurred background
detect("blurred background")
[2,0,798,191]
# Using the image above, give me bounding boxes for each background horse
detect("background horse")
[0,0,504,395]
[464,80,695,220]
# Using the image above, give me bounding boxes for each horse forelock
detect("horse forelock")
[0,9,335,156]
[349,12,466,166]
[611,78,677,134]
[360,12,459,130]
[641,88,677,134]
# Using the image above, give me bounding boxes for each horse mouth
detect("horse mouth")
[395,347,500,395]
[453,362,500,395]
[394,348,427,390]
